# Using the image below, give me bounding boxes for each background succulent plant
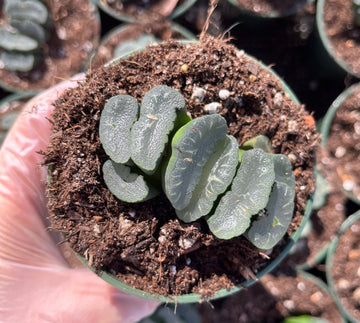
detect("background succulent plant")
[0,0,52,72]
[99,85,296,249]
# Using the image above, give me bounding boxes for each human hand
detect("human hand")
[0,77,159,323]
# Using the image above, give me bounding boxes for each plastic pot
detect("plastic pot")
[224,0,313,19]
[71,41,315,304]
[326,210,360,323]
[92,0,197,23]
[0,92,35,147]
[321,83,360,205]
[316,0,360,78]
[92,22,195,67]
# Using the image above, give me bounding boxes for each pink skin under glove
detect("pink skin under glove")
[0,77,159,322]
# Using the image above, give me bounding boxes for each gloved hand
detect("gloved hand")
[0,77,159,323]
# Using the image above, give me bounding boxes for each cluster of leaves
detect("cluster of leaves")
[99,85,296,249]
[0,0,52,72]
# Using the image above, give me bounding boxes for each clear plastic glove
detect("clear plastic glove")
[0,77,159,323]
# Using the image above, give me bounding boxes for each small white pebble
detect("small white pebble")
[191,87,206,102]
[57,27,67,40]
[219,89,231,100]
[300,185,306,191]
[335,146,346,158]
[158,236,166,244]
[355,122,360,135]
[179,237,196,250]
[288,153,297,163]
[338,278,350,290]
[283,300,295,310]
[297,282,306,291]
[288,120,298,133]
[93,224,100,234]
[204,102,221,114]
[335,203,344,211]
[343,180,354,191]
[186,258,191,265]
[128,210,136,218]
[168,265,177,276]
[273,92,283,109]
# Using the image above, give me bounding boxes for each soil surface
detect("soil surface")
[331,217,360,321]
[326,86,360,204]
[45,37,318,298]
[198,270,343,323]
[323,0,360,76]
[234,0,308,16]
[0,0,100,91]
[93,19,191,68]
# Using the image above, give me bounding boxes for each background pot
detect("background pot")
[223,0,313,20]
[0,92,35,147]
[326,210,360,323]
[75,43,314,303]
[92,22,195,68]
[316,0,360,78]
[0,0,101,93]
[92,0,197,23]
[321,83,360,205]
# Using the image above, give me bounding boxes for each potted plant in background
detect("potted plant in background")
[0,92,34,146]
[317,0,360,78]
[92,0,197,23]
[92,18,195,68]
[44,34,318,303]
[0,0,100,93]
[326,210,360,323]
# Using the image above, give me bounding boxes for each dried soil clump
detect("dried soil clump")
[45,38,318,297]
[0,0,100,91]
[323,0,360,76]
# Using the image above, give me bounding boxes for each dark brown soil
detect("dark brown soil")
[323,0,360,76]
[331,217,360,321]
[93,19,191,68]
[0,0,100,91]
[45,37,319,298]
[198,271,343,323]
[234,0,308,16]
[326,86,360,203]
[102,0,186,19]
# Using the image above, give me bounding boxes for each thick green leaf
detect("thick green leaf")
[207,148,275,240]
[99,95,139,164]
[246,154,295,249]
[6,0,49,25]
[176,135,239,222]
[1,51,36,72]
[102,160,157,203]
[241,134,272,152]
[131,85,188,173]
[0,27,39,51]
[164,114,228,211]
[114,34,159,59]
[10,18,48,43]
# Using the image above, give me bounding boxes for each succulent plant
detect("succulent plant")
[0,0,51,72]
[99,85,296,249]
[113,34,159,59]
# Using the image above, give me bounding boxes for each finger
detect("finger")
[0,77,84,266]
[0,265,158,323]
